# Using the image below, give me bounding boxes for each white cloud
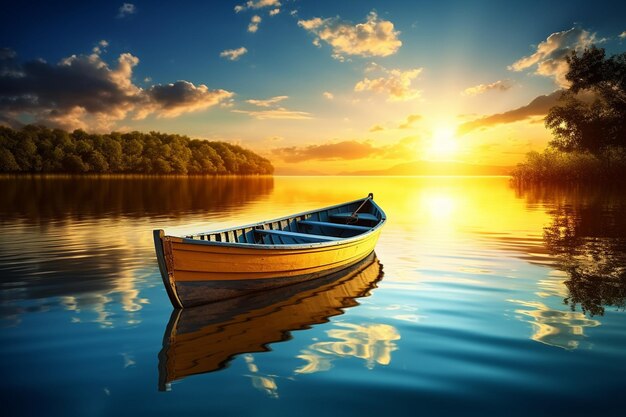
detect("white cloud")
[269,8,280,16]
[398,113,422,129]
[248,15,262,33]
[233,108,312,120]
[139,81,234,119]
[463,79,513,96]
[0,47,233,131]
[364,62,383,73]
[253,0,281,7]
[354,65,422,102]
[220,47,248,61]
[246,95,288,107]
[117,3,136,18]
[298,11,401,60]
[92,40,109,55]
[272,136,422,162]
[236,94,310,119]
[457,90,565,135]
[235,0,281,13]
[620,31,626,39]
[323,91,334,100]
[298,17,323,30]
[509,28,597,87]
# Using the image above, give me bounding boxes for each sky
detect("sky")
[1,0,625,174]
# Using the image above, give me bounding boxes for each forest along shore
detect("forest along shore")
[0,125,273,175]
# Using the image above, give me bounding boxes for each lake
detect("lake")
[1,176,625,417]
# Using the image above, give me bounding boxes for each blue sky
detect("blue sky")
[1,1,625,173]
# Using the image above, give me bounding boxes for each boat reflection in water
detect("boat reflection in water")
[158,253,383,391]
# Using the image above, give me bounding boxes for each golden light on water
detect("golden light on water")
[423,193,456,221]
[4,177,614,353]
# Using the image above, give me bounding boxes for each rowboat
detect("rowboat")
[153,193,385,308]
[158,253,383,390]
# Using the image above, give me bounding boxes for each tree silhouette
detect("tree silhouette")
[513,46,626,183]
[545,46,626,156]
[0,125,273,175]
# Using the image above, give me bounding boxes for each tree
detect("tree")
[0,148,19,171]
[0,125,273,175]
[63,154,88,172]
[101,135,122,171]
[545,46,626,156]
[88,150,109,172]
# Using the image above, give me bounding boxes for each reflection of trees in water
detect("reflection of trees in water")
[0,175,274,221]
[517,183,626,316]
[0,176,274,328]
[544,205,626,316]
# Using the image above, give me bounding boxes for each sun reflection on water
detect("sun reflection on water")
[423,193,456,221]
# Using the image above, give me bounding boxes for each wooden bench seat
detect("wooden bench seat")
[298,220,371,232]
[254,228,340,243]
[329,212,379,222]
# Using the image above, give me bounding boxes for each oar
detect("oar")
[347,193,373,223]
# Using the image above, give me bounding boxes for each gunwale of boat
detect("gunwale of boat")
[162,194,386,250]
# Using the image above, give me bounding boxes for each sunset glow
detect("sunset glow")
[1,1,624,174]
[428,127,458,160]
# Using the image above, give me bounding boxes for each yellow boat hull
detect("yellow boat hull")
[153,195,386,308]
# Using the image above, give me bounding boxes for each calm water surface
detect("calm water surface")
[1,176,625,417]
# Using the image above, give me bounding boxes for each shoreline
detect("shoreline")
[0,173,275,179]
[0,173,514,178]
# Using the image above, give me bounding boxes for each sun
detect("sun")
[427,126,458,159]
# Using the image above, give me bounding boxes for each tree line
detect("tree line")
[0,125,273,175]
[513,46,626,183]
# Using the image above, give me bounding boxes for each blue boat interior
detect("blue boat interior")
[184,197,384,245]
